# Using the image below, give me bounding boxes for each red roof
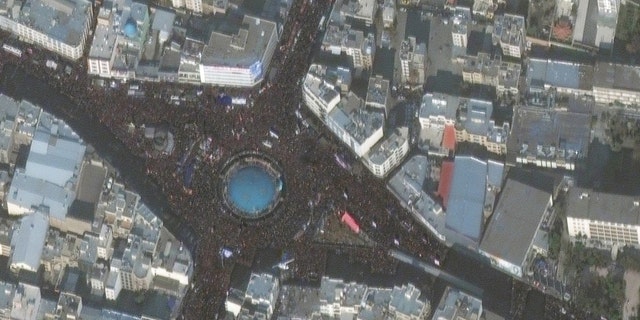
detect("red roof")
[442,124,456,151]
[438,160,455,208]
[340,211,360,234]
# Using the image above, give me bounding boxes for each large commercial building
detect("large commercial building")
[199,15,278,87]
[9,210,49,273]
[88,7,278,87]
[507,104,591,170]
[492,14,526,58]
[479,170,556,278]
[0,0,93,60]
[525,58,594,96]
[566,188,640,248]
[592,62,640,105]
[573,0,618,50]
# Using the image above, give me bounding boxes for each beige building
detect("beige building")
[454,99,509,155]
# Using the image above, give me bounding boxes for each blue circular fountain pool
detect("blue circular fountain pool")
[227,165,277,215]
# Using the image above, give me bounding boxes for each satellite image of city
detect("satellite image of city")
[0,0,640,318]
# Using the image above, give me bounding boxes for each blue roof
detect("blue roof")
[124,19,138,38]
[445,156,487,241]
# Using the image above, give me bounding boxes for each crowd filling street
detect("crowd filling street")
[0,0,585,318]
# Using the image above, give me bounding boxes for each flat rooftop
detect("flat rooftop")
[593,62,640,92]
[328,92,384,144]
[201,14,276,68]
[493,14,525,47]
[366,127,408,165]
[508,106,591,162]
[526,58,594,91]
[566,188,640,226]
[445,156,487,242]
[480,173,553,268]
[13,0,91,46]
[432,286,483,320]
[365,76,389,107]
[452,7,471,36]
[420,93,459,122]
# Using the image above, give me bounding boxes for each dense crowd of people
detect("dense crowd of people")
[0,0,583,318]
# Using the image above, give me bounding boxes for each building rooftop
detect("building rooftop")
[479,174,553,269]
[7,0,92,47]
[389,284,428,318]
[339,0,377,23]
[459,99,509,144]
[566,188,640,225]
[461,54,521,90]
[445,156,487,242]
[508,106,591,164]
[10,283,40,320]
[303,72,341,109]
[452,7,471,37]
[526,58,594,91]
[366,127,408,165]
[10,211,50,272]
[308,63,353,92]
[328,92,384,144]
[387,155,445,242]
[319,277,366,308]
[0,281,15,313]
[432,286,482,320]
[8,171,75,221]
[593,62,640,92]
[246,273,278,306]
[420,93,459,124]
[201,14,276,70]
[493,14,525,47]
[365,75,389,108]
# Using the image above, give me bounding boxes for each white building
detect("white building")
[492,14,526,58]
[566,188,640,248]
[381,0,395,28]
[9,210,49,273]
[10,283,40,320]
[319,277,367,318]
[302,65,343,119]
[105,271,123,301]
[389,283,431,320]
[339,0,378,26]
[325,92,384,157]
[431,286,483,320]
[322,24,375,70]
[239,273,280,319]
[199,15,278,87]
[573,0,618,50]
[419,93,459,130]
[0,0,93,60]
[399,37,426,88]
[87,0,152,79]
[364,127,410,178]
[452,7,471,48]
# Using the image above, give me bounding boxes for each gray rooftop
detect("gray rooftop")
[328,92,384,144]
[432,286,482,320]
[493,14,525,47]
[12,0,92,46]
[446,156,487,241]
[339,0,377,23]
[526,58,594,91]
[479,177,552,268]
[508,106,590,163]
[420,93,460,122]
[365,76,390,108]
[246,273,278,304]
[10,211,49,271]
[366,127,408,165]
[8,171,75,221]
[11,283,40,320]
[593,62,640,91]
[452,7,471,36]
[566,188,640,225]
[201,15,276,68]
[389,284,428,318]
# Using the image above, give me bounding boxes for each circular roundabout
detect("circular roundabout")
[220,151,284,220]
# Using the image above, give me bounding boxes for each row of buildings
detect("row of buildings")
[0,94,193,319]
[226,272,486,320]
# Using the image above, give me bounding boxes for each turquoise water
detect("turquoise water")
[227,165,277,215]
